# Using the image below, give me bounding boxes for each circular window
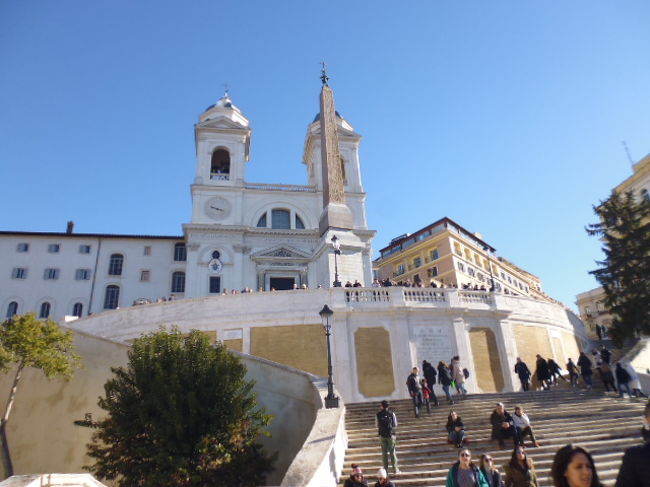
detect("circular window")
[212,251,220,259]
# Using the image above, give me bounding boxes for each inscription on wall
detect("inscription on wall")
[412,325,454,364]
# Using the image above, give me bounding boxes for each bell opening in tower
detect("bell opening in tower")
[210,148,230,180]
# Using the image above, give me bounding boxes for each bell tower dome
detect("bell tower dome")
[194,92,251,187]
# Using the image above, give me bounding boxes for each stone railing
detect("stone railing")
[210,173,229,181]
[244,182,316,192]
[343,287,497,309]
[278,376,347,487]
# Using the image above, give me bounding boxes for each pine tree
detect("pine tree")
[586,191,650,345]
[85,328,275,487]
[0,313,81,476]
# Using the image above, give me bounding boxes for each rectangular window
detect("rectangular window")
[427,266,438,277]
[144,246,151,256]
[140,270,150,282]
[453,242,462,256]
[48,244,60,253]
[44,268,60,280]
[79,244,91,254]
[75,268,91,280]
[430,249,440,261]
[413,257,422,268]
[396,264,405,275]
[468,267,476,277]
[12,268,27,279]
[457,262,465,272]
[16,243,29,252]
[173,243,187,262]
[209,276,221,294]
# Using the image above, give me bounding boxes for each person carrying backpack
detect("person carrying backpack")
[376,400,400,474]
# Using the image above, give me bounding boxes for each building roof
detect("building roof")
[0,230,183,240]
[376,216,496,257]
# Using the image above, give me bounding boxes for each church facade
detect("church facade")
[0,82,375,322]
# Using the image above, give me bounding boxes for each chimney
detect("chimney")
[66,221,74,234]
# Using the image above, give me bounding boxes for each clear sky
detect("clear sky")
[1,1,649,310]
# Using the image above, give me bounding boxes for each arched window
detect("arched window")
[642,188,649,202]
[256,213,267,228]
[108,254,124,276]
[171,271,186,293]
[104,285,120,309]
[174,243,187,262]
[210,149,230,179]
[295,215,305,229]
[39,302,51,319]
[271,209,291,229]
[340,157,347,184]
[5,301,18,319]
[73,302,83,318]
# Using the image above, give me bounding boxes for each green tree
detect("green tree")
[0,313,81,476]
[86,328,275,487]
[586,190,650,345]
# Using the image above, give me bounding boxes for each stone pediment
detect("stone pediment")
[252,245,312,260]
[198,117,247,130]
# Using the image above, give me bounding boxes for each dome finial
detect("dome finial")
[320,60,329,86]
[223,82,230,98]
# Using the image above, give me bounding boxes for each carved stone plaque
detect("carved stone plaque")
[412,325,454,365]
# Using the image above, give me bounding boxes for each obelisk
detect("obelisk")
[318,66,354,235]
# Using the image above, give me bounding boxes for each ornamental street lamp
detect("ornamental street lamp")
[331,235,342,287]
[319,304,339,408]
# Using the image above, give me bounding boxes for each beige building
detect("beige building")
[575,286,612,339]
[373,217,548,301]
[615,152,650,200]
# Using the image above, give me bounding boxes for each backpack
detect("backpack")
[463,368,470,379]
[377,409,395,437]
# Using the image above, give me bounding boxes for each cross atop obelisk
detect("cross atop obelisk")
[318,66,353,235]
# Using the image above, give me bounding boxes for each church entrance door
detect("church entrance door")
[269,277,295,291]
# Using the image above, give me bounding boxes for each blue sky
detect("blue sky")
[1,1,649,309]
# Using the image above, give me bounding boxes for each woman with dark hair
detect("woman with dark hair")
[446,410,466,448]
[445,448,489,487]
[480,454,504,487]
[551,444,603,487]
[504,446,538,487]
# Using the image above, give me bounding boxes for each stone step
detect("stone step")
[338,388,645,487]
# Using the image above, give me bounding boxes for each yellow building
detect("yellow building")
[575,286,612,339]
[614,152,650,201]
[373,216,548,300]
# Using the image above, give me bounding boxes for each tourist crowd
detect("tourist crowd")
[342,348,648,487]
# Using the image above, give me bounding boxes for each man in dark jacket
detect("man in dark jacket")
[422,360,440,406]
[514,357,531,391]
[615,402,650,487]
[535,354,551,390]
[577,352,593,389]
[615,362,633,397]
[490,402,517,449]
[406,366,423,417]
[376,400,400,474]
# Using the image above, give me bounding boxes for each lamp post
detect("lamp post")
[331,235,342,287]
[319,304,339,408]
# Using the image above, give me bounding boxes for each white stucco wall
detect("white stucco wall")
[68,287,589,403]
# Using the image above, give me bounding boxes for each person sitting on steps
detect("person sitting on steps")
[491,402,518,449]
[446,410,467,448]
[512,406,541,448]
